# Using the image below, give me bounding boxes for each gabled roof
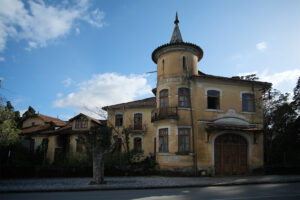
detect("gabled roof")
[21,124,52,135]
[68,113,102,125]
[37,113,67,127]
[102,97,156,111]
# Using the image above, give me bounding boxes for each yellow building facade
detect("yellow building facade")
[105,14,271,176]
[21,113,103,163]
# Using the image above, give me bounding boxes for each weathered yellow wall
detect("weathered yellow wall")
[31,135,57,163]
[153,48,265,174]
[107,107,156,157]
[22,117,44,128]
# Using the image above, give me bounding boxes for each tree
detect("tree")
[263,77,300,171]
[87,126,120,184]
[22,106,36,120]
[0,98,21,164]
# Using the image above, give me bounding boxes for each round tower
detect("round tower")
[152,13,203,84]
[151,13,203,173]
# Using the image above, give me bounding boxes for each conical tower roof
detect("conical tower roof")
[152,13,203,64]
[170,12,183,43]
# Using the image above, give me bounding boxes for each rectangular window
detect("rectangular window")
[159,128,168,152]
[82,118,88,128]
[134,137,142,152]
[207,90,220,109]
[75,119,81,128]
[178,88,190,108]
[134,113,142,130]
[115,114,123,126]
[242,93,255,112]
[178,128,190,153]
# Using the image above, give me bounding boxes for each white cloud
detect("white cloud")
[56,93,63,98]
[0,57,4,61]
[62,77,74,87]
[0,0,104,52]
[239,69,300,94]
[256,42,267,51]
[53,73,152,117]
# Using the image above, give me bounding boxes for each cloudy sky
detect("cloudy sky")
[1,0,300,120]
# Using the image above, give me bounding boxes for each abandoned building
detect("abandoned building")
[103,14,271,175]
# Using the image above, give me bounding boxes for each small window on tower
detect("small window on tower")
[183,56,187,70]
[162,59,165,72]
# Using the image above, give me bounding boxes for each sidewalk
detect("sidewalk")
[1,175,300,193]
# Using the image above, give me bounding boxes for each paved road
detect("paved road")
[1,183,300,200]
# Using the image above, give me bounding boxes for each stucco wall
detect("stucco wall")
[107,107,156,157]
[22,117,44,128]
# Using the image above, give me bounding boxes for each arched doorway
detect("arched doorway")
[214,134,248,175]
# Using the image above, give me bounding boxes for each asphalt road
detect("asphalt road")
[1,183,300,200]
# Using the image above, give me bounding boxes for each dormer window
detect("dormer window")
[75,118,88,128]
[82,118,88,128]
[207,90,220,109]
[75,119,81,128]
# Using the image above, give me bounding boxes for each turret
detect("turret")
[152,13,203,83]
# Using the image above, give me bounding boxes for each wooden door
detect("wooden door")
[215,134,247,175]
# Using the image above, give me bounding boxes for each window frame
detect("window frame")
[82,118,88,128]
[178,88,190,108]
[159,128,168,152]
[207,90,220,110]
[178,128,190,154]
[115,114,123,127]
[159,89,169,108]
[75,119,81,128]
[133,137,142,153]
[134,113,143,130]
[242,93,255,112]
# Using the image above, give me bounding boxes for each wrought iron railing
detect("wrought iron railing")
[151,107,178,122]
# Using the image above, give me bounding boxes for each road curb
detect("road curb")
[1,179,300,193]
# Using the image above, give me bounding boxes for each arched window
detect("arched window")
[178,88,190,108]
[134,113,142,130]
[207,90,220,109]
[134,137,142,152]
[242,93,255,112]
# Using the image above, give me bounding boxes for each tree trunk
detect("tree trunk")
[92,144,105,184]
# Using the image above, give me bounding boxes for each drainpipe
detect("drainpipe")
[186,66,197,176]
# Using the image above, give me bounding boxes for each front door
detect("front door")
[214,134,248,175]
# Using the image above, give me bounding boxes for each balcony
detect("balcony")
[151,107,179,122]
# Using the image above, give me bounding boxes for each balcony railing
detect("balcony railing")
[151,107,179,122]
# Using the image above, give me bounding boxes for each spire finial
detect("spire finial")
[174,12,179,25]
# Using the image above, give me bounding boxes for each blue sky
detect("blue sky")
[1,0,300,120]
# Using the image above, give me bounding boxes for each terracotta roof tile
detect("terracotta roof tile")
[37,113,67,127]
